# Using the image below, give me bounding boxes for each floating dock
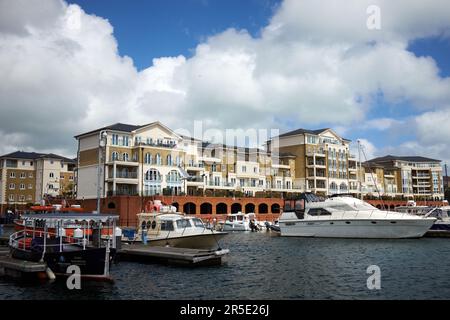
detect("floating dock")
[0,256,47,279]
[118,245,229,266]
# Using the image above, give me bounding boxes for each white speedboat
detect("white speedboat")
[279,194,436,239]
[219,212,261,231]
[122,211,227,249]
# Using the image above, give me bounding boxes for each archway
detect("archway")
[258,203,268,214]
[172,202,179,211]
[245,203,255,213]
[183,202,196,215]
[200,203,212,215]
[271,203,280,214]
[231,203,242,213]
[216,203,228,214]
[107,202,116,209]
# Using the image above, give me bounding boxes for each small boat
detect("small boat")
[424,207,450,233]
[121,202,227,250]
[279,193,436,239]
[218,212,260,231]
[265,220,280,232]
[8,213,120,280]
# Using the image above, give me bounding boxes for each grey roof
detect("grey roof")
[74,122,149,138]
[367,155,441,163]
[0,151,76,163]
[278,128,330,138]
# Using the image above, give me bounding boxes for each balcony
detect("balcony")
[135,141,177,149]
[185,163,205,171]
[109,171,138,179]
[107,159,139,167]
[306,150,326,157]
[206,181,235,189]
[107,190,139,196]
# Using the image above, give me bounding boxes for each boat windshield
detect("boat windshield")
[176,219,192,229]
[192,218,205,228]
[160,220,174,231]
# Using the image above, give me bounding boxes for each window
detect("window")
[30,161,33,166]
[27,195,32,201]
[192,218,204,228]
[28,184,33,189]
[112,134,119,145]
[28,172,33,178]
[9,194,15,201]
[22,161,25,166]
[242,166,247,173]
[48,184,54,190]
[9,183,15,190]
[167,154,172,166]
[155,153,162,165]
[145,169,161,182]
[19,195,25,202]
[60,161,64,168]
[308,208,332,216]
[122,153,129,161]
[176,156,181,166]
[254,167,257,173]
[122,136,129,147]
[211,164,217,172]
[49,172,54,178]
[144,153,152,164]
[9,172,15,178]
[20,172,26,179]
[50,160,54,164]
[160,220,174,231]
[111,151,119,161]
[19,183,25,190]
[176,219,192,229]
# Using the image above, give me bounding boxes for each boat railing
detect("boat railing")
[9,229,88,255]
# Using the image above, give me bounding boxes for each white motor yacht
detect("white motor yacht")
[122,211,227,249]
[279,194,436,239]
[218,212,261,231]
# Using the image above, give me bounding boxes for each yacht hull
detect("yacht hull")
[221,223,250,231]
[279,219,435,239]
[124,232,227,249]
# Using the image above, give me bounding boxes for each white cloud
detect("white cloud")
[1,0,450,159]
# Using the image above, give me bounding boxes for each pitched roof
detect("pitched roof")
[367,155,441,163]
[0,151,76,163]
[278,128,330,138]
[74,122,147,138]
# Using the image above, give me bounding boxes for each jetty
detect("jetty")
[0,256,48,279]
[118,244,229,266]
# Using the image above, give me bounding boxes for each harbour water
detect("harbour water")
[1,232,450,300]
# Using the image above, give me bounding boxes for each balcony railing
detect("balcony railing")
[109,172,138,179]
[135,141,177,149]
[207,182,234,187]
[107,190,139,196]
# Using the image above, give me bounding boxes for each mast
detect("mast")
[358,140,363,200]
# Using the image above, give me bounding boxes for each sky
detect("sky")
[1,0,450,164]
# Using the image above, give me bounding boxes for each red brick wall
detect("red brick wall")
[76,196,284,227]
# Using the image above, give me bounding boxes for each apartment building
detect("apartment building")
[267,128,359,196]
[0,151,76,207]
[75,122,301,200]
[362,155,444,200]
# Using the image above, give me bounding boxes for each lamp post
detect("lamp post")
[97,130,108,214]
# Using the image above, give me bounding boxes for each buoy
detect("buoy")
[46,267,56,280]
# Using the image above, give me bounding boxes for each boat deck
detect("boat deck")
[118,244,229,266]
